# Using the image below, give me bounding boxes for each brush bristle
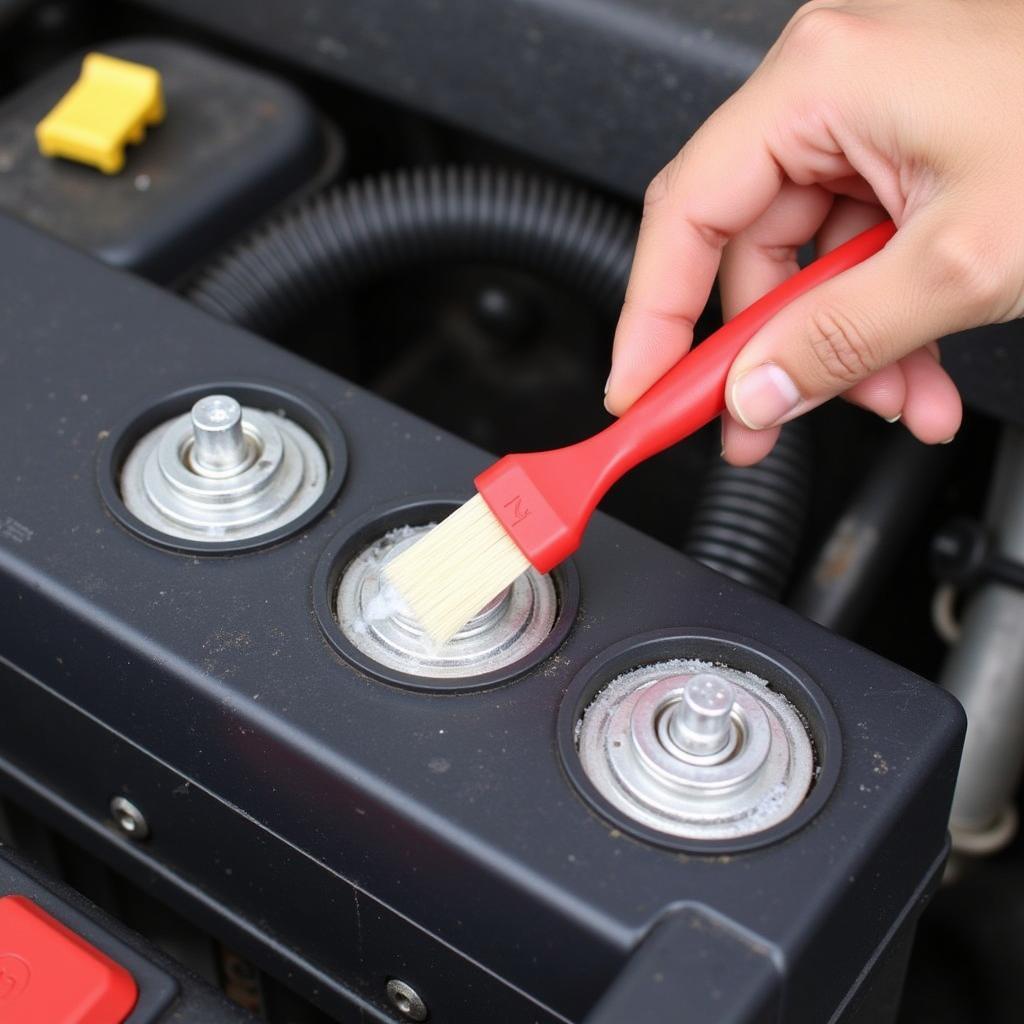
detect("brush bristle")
[383,493,531,646]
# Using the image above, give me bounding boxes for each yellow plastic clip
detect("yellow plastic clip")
[36,53,165,174]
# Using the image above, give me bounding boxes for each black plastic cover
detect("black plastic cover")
[0,36,336,282]
[127,0,794,200]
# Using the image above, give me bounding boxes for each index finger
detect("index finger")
[605,88,785,414]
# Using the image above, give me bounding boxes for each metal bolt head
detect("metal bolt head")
[386,979,428,1021]
[666,673,736,757]
[110,796,149,840]
[190,394,248,473]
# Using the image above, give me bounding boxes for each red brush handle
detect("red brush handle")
[476,219,896,572]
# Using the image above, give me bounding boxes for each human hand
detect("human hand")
[605,0,1024,464]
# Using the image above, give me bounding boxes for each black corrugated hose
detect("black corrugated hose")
[188,165,637,332]
[189,164,811,597]
[683,420,812,599]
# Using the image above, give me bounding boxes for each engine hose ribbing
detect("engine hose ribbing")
[189,164,812,595]
[188,165,637,333]
[683,421,812,599]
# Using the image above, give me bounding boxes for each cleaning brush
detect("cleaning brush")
[385,219,896,645]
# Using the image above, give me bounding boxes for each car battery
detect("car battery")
[0,214,964,1023]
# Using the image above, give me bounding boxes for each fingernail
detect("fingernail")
[940,435,956,445]
[604,374,611,396]
[884,413,901,424]
[730,363,802,429]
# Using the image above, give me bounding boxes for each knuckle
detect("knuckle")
[926,231,1007,317]
[641,155,728,252]
[757,243,796,267]
[643,163,675,211]
[782,5,864,61]
[805,306,878,386]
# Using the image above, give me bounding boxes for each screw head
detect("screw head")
[109,796,149,841]
[386,978,428,1021]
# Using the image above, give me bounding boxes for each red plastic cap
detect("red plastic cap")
[0,894,138,1024]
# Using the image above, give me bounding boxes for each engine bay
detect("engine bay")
[0,3,1022,1022]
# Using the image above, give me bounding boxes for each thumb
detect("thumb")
[724,213,995,430]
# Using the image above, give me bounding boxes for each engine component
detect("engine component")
[335,523,557,680]
[0,37,336,282]
[35,52,165,174]
[188,165,636,335]
[931,516,1024,593]
[0,3,1005,1019]
[943,426,1024,860]
[120,393,328,545]
[794,431,953,634]
[0,216,966,1024]
[576,659,813,842]
[684,420,812,598]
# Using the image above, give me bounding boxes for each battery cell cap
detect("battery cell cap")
[0,894,138,1023]
[36,53,164,173]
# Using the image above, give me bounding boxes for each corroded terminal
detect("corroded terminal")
[576,659,814,842]
[382,494,531,646]
[337,523,556,679]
